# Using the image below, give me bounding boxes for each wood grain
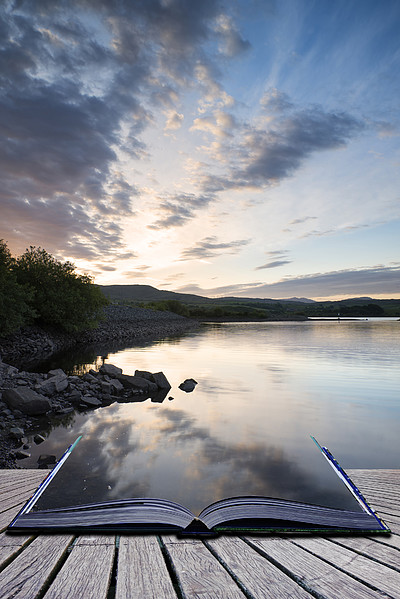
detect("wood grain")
[163,536,245,599]
[43,536,115,599]
[246,536,389,599]
[207,535,313,598]
[0,534,74,599]
[116,535,177,599]
[293,536,400,598]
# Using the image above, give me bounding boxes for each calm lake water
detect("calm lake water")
[24,319,400,515]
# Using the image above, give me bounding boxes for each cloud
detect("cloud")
[214,14,251,57]
[177,265,400,299]
[288,217,318,226]
[122,266,152,279]
[255,250,292,270]
[200,105,365,193]
[179,236,250,261]
[148,193,215,229]
[0,0,236,259]
[164,110,184,132]
[260,88,293,114]
[255,260,292,270]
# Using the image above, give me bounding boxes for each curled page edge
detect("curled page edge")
[310,435,389,531]
[8,435,82,528]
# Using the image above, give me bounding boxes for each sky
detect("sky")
[1,0,399,301]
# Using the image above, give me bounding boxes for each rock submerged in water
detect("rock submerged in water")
[179,378,198,393]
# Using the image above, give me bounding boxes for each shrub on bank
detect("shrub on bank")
[0,241,108,336]
[0,241,36,336]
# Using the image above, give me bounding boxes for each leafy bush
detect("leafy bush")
[0,240,36,336]
[13,246,108,333]
[0,241,108,335]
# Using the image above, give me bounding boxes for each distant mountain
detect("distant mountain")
[98,285,400,317]
[98,284,210,304]
[98,285,316,305]
[281,297,317,304]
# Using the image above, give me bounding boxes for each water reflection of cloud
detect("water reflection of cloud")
[38,400,358,516]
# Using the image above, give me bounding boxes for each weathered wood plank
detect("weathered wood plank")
[0,484,44,508]
[354,487,400,502]
[348,469,400,479]
[163,536,246,599]
[246,536,390,599]
[43,536,115,599]
[330,536,400,570]
[0,535,74,599]
[0,477,44,494]
[348,471,400,492]
[370,532,400,550]
[74,535,115,546]
[206,536,313,598]
[116,535,177,599]
[0,531,34,570]
[0,470,46,479]
[293,536,400,598]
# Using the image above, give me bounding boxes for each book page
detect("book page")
[32,431,364,517]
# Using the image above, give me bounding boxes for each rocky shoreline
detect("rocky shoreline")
[0,305,199,468]
[0,304,199,370]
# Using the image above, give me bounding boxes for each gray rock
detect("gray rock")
[9,426,24,439]
[38,454,56,466]
[48,368,67,378]
[99,363,123,376]
[5,365,19,377]
[81,396,102,407]
[36,373,68,394]
[109,378,124,394]
[152,372,171,390]
[69,389,82,404]
[34,434,46,444]
[178,378,198,393]
[15,450,31,460]
[134,370,154,381]
[101,382,112,394]
[3,387,51,415]
[116,374,158,394]
[57,406,74,415]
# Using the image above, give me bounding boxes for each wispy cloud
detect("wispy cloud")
[179,236,250,261]
[148,193,215,229]
[255,249,292,270]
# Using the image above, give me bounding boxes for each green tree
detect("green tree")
[14,246,108,333]
[0,240,36,336]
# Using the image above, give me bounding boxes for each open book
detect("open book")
[8,436,389,535]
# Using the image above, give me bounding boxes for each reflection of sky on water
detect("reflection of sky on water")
[26,320,399,513]
[35,404,359,515]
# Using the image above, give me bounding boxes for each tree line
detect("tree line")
[0,240,108,337]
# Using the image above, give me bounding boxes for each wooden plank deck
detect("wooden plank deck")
[0,469,399,599]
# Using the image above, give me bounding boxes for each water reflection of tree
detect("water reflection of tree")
[28,411,77,440]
